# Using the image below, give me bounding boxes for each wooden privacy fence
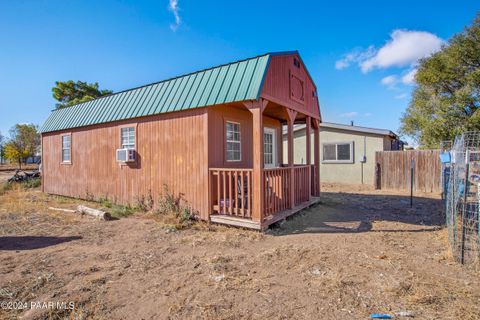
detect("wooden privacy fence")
[375,150,441,193]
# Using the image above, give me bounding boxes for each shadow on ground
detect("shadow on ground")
[270,191,444,235]
[0,236,82,250]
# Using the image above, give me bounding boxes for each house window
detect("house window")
[322,142,353,163]
[121,127,135,149]
[263,128,276,168]
[264,133,273,165]
[226,121,241,161]
[293,58,300,68]
[61,135,71,163]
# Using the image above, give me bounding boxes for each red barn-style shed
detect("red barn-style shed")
[41,51,322,229]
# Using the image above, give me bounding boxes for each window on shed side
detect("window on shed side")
[322,142,353,163]
[61,135,71,162]
[264,132,273,165]
[121,127,136,149]
[226,121,241,161]
[322,144,336,161]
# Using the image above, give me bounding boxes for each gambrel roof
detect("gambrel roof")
[41,51,298,133]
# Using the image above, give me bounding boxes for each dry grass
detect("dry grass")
[0,164,38,171]
[1,185,480,319]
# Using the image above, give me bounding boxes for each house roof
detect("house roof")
[41,51,298,133]
[290,122,398,138]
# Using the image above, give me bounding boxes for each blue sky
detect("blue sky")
[0,1,478,144]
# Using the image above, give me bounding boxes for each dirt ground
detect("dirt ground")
[1,183,479,320]
[0,171,15,184]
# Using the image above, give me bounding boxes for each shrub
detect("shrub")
[96,195,134,218]
[154,184,197,228]
[156,185,182,215]
[110,204,135,218]
[135,190,154,212]
[98,196,113,208]
[21,177,41,188]
[179,207,194,223]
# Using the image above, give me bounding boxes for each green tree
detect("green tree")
[52,80,112,109]
[400,13,480,148]
[4,124,40,169]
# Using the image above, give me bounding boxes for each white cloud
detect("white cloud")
[401,68,417,85]
[381,75,398,86]
[395,93,408,99]
[335,46,375,70]
[360,30,443,73]
[168,0,181,31]
[336,30,444,73]
[339,112,359,118]
[364,112,372,117]
[335,60,349,70]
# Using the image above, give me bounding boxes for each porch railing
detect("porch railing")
[293,165,311,205]
[209,165,316,220]
[209,168,253,218]
[311,165,319,196]
[263,167,291,216]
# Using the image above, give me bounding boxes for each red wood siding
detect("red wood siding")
[207,105,282,169]
[42,108,210,219]
[261,54,320,119]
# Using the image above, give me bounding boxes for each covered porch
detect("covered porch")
[208,98,321,230]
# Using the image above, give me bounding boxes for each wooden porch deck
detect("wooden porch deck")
[207,98,321,230]
[210,196,321,230]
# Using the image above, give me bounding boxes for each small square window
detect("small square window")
[121,127,135,149]
[323,144,336,161]
[337,144,351,160]
[293,58,300,68]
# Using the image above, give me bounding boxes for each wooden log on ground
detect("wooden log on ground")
[77,205,111,220]
[48,207,76,213]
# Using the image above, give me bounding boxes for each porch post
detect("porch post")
[246,99,268,223]
[285,108,297,208]
[306,116,311,165]
[306,116,311,200]
[313,119,320,196]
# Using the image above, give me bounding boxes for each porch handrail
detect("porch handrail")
[209,168,253,218]
[209,165,314,221]
[293,165,311,206]
[209,167,254,172]
[263,167,291,216]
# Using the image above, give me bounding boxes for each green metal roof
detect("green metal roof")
[41,51,297,133]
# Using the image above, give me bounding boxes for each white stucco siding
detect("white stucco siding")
[283,127,387,185]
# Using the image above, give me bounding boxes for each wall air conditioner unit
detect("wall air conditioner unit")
[116,148,136,162]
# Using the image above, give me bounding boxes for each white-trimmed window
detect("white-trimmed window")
[61,135,71,163]
[121,127,135,149]
[263,128,276,168]
[322,142,353,163]
[226,121,241,161]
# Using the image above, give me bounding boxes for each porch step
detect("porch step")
[262,196,321,228]
[210,215,262,230]
[210,197,321,231]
